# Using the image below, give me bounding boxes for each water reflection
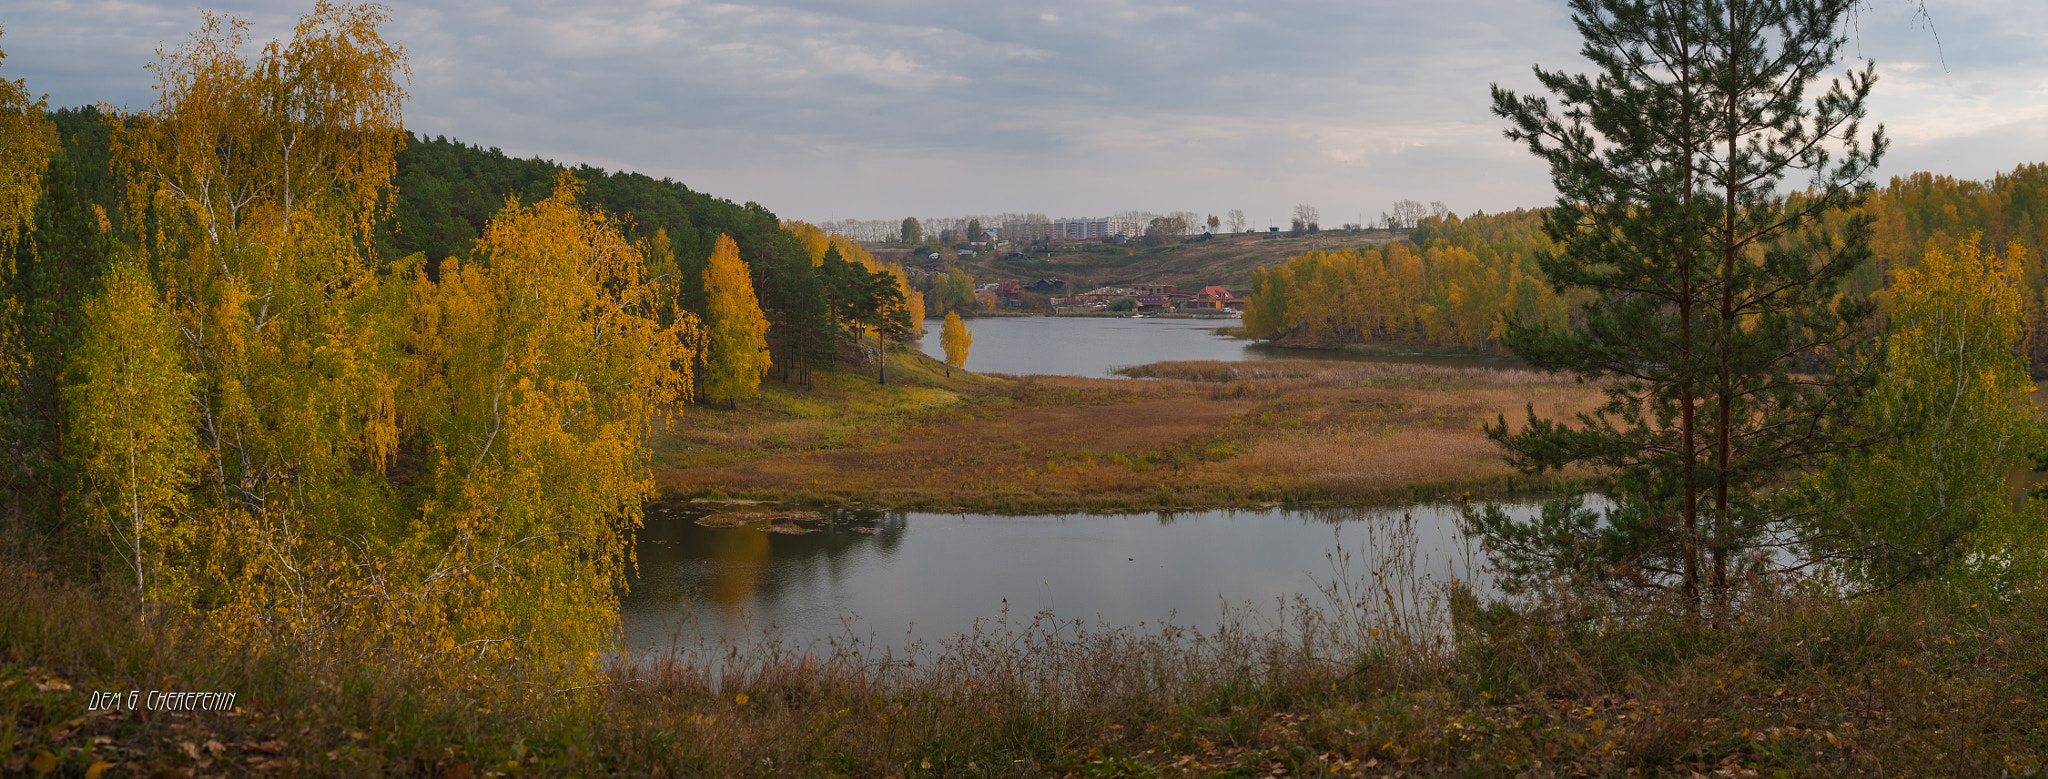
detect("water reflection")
[621,502,1528,656]
[915,316,1519,378]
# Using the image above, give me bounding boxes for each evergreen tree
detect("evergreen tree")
[901,216,922,245]
[3,150,112,530]
[758,237,834,388]
[1474,0,1886,611]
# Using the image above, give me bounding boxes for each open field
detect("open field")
[872,229,1408,291]
[656,355,1604,510]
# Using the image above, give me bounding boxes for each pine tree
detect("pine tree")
[1474,0,1886,611]
[701,233,771,407]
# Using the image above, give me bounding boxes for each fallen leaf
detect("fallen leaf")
[34,678,71,692]
[205,739,226,756]
[85,761,114,779]
[29,751,56,774]
[181,741,201,760]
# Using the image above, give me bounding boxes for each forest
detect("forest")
[1245,164,2048,373]
[0,4,926,692]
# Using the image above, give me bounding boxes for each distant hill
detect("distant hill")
[871,229,1410,294]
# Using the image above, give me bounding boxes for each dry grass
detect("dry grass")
[659,358,1606,510]
[15,513,2048,777]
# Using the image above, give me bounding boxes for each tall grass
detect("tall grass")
[13,514,2048,775]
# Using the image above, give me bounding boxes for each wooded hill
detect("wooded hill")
[1240,164,2048,371]
[42,106,916,387]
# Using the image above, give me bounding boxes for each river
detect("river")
[622,502,1524,656]
[626,316,1531,654]
[913,315,1519,378]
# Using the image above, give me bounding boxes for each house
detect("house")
[1184,285,1244,310]
[995,279,1027,307]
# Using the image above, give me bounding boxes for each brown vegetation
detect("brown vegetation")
[11,519,2048,777]
[657,356,1603,510]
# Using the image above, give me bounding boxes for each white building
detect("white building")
[1051,217,1142,240]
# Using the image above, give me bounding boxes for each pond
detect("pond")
[621,501,1538,655]
[914,315,1519,379]
[625,317,1547,656]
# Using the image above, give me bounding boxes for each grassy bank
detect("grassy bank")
[11,531,2048,776]
[655,355,1603,511]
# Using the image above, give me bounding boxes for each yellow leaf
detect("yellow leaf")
[85,761,114,779]
[29,751,55,774]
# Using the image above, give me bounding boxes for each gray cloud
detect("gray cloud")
[6,0,2041,226]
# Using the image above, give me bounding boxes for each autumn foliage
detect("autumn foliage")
[51,2,699,688]
[940,310,973,370]
[1243,220,1569,352]
[701,233,771,406]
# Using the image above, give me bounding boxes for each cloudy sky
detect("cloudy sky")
[7,0,2042,227]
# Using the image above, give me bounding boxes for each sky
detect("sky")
[7,0,2044,228]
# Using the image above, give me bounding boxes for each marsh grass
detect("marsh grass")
[663,359,1606,511]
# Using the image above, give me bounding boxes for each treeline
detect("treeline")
[1245,164,2048,368]
[1242,208,1570,351]
[45,111,919,394]
[0,4,914,690]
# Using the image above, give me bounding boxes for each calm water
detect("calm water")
[621,502,1526,654]
[625,318,1540,654]
[915,315,1519,378]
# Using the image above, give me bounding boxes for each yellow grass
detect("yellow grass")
[656,356,1606,510]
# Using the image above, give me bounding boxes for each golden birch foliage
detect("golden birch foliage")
[0,30,56,382]
[892,262,923,334]
[1836,235,2043,588]
[785,219,831,265]
[403,175,695,683]
[94,3,413,663]
[112,2,405,253]
[0,29,53,258]
[66,259,199,614]
[701,233,770,405]
[940,310,972,369]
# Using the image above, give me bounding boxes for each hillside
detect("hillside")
[870,228,1409,292]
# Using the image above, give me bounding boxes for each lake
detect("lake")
[914,315,1519,378]
[622,502,1523,655]
[627,316,1537,655]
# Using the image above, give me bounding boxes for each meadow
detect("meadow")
[657,352,1604,511]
